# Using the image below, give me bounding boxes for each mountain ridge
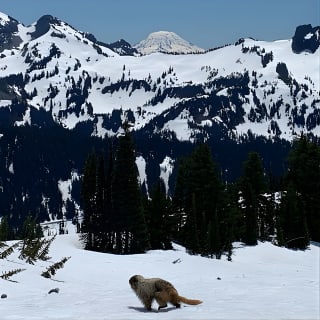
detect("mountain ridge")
[0,12,319,141]
[0,11,319,222]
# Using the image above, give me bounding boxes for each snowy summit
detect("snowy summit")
[0,12,12,27]
[134,31,205,55]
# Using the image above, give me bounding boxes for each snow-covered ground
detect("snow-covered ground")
[1,223,319,320]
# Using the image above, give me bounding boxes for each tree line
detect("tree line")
[80,130,320,258]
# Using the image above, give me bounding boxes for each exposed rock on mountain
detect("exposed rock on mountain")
[292,24,320,54]
[0,12,22,52]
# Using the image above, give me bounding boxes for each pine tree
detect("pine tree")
[20,215,43,241]
[80,144,117,253]
[172,157,189,237]
[80,150,97,250]
[207,210,221,258]
[286,135,320,242]
[240,152,267,245]
[146,179,173,250]
[0,216,9,241]
[218,184,238,259]
[0,242,20,259]
[182,193,200,255]
[103,143,115,252]
[41,256,71,279]
[259,193,277,241]
[279,183,309,249]
[173,144,226,257]
[0,268,26,282]
[19,235,55,265]
[95,153,107,251]
[111,127,149,254]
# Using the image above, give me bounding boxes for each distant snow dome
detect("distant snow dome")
[134,30,205,55]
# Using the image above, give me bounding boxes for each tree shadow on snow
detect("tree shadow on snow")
[128,306,177,313]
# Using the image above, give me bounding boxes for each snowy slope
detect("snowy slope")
[0,12,319,141]
[0,12,10,25]
[0,224,319,320]
[134,31,204,54]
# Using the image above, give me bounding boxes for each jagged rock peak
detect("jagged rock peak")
[108,39,138,56]
[29,14,64,40]
[0,12,21,52]
[134,30,205,55]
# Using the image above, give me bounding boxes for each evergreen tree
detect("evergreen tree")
[95,153,108,251]
[80,150,97,250]
[111,127,149,254]
[279,183,309,249]
[259,193,277,242]
[173,144,226,257]
[20,214,43,241]
[207,210,221,258]
[182,193,200,255]
[41,256,71,279]
[0,216,9,241]
[218,184,239,259]
[103,143,115,252]
[286,135,320,242]
[146,179,173,250]
[240,152,267,245]
[224,183,242,242]
[171,157,189,236]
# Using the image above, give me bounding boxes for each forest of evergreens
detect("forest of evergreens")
[79,128,320,258]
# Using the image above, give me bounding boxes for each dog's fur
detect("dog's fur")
[129,275,202,311]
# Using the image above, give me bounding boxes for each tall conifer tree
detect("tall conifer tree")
[80,150,97,250]
[279,183,309,249]
[286,135,320,242]
[111,125,149,254]
[240,152,267,245]
[146,179,173,250]
[95,154,108,251]
[173,144,226,257]
[103,143,115,252]
[0,216,9,241]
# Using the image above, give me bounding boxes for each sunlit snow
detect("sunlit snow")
[0,224,319,320]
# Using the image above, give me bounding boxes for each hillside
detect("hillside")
[0,224,319,320]
[0,11,319,226]
[0,13,319,140]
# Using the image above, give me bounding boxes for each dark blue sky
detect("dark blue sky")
[1,0,319,49]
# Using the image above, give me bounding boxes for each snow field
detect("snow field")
[0,225,319,320]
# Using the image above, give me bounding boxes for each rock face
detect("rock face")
[291,24,320,54]
[108,39,139,56]
[0,12,22,52]
[134,31,205,54]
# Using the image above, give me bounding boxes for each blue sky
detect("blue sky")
[1,0,319,49]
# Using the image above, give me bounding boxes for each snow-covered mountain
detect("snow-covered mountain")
[0,12,319,141]
[134,31,205,54]
[0,11,319,222]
